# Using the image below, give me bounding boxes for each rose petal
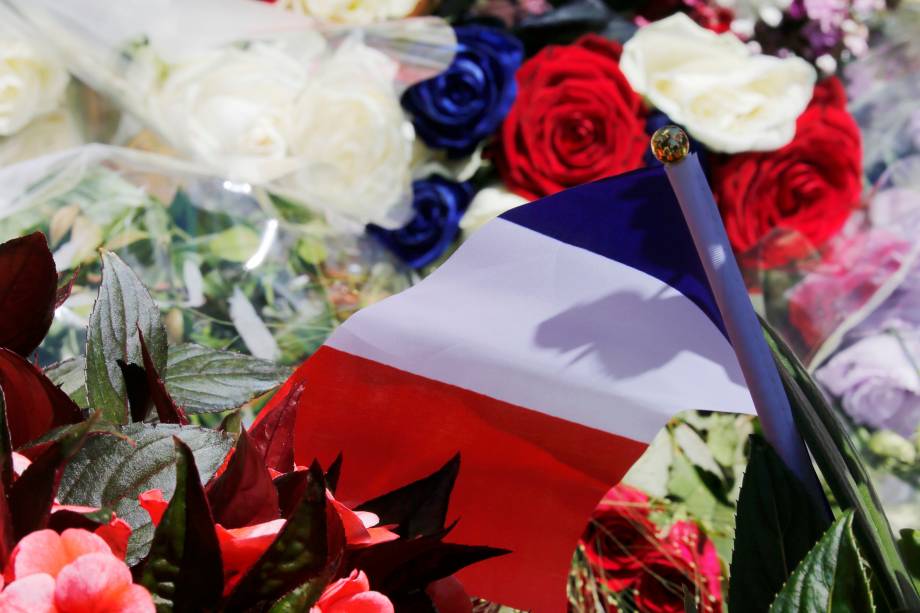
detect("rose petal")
[138,489,169,526]
[9,529,108,581]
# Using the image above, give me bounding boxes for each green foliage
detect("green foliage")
[769,511,874,613]
[164,343,291,413]
[56,423,233,564]
[224,462,335,610]
[729,436,829,612]
[44,357,89,407]
[762,319,920,611]
[86,251,167,423]
[139,439,223,611]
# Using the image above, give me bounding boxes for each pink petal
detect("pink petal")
[425,577,472,613]
[10,530,70,580]
[60,529,112,561]
[216,519,286,593]
[0,573,58,612]
[100,584,156,613]
[11,452,32,479]
[315,570,372,609]
[94,518,132,560]
[323,591,395,613]
[53,552,140,612]
[138,490,168,526]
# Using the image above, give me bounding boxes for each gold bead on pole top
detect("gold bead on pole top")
[650,125,690,164]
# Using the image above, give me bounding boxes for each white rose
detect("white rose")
[275,0,419,23]
[0,35,68,136]
[620,13,816,153]
[460,185,528,235]
[287,40,415,228]
[0,108,82,168]
[150,43,310,182]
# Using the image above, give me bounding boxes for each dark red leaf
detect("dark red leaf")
[0,462,14,568]
[273,469,308,519]
[8,442,64,538]
[0,233,58,356]
[47,507,115,533]
[137,328,188,425]
[117,360,152,423]
[55,267,79,309]
[249,382,304,474]
[348,531,507,598]
[139,438,224,610]
[224,461,344,611]
[357,453,460,539]
[205,428,280,529]
[0,348,84,448]
[325,452,343,495]
[8,416,96,539]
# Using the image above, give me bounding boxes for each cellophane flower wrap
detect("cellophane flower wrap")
[0,0,456,228]
[0,145,413,368]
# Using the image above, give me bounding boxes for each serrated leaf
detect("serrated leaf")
[164,344,290,414]
[729,437,829,612]
[56,423,233,564]
[205,428,279,529]
[139,439,223,610]
[770,511,874,612]
[763,319,920,610]
[86,251,167,424]
[44,357,88,408]
[0,348,84,449]
[0,233,58,357]
[357,454,459,539]
[225,462,341,611]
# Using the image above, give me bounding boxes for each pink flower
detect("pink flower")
[310,570,393,613]
[139,487,397,593]
[666,520,723,608]
[0,529,154,613]
[788,229,910,348]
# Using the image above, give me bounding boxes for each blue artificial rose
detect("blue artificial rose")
[367,176,474,269]
[402,25,524,157]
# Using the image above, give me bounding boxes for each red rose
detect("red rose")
[579,485,658,592]
[496,35,647,200]
[710,77,862,269]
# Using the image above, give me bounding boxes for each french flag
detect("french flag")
[281,164,756,610]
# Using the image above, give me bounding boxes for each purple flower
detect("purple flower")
[816,330,920,436]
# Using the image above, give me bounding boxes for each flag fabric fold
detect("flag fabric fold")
[269,164,755,611]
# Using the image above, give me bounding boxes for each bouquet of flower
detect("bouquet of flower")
[0,0,457,229]
[0,231,501,611]
[0,146,413,369]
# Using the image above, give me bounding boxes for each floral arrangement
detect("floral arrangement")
[1,0,920,609]
[0,232,501,611]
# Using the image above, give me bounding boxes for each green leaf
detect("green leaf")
[139,439,223,610]
[898,529,920,593]
[206,226,262,263]
[56,423,233,564]
[729,437,829,612]
[44,357,88,408]
[164,344,291,413]
[770,511,874,613]
[267,580,326,613]
[85,251,167,424]
[673,423,723,477]
[762,319,920,610]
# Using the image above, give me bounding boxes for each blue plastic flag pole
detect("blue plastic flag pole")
[663,149,827,510]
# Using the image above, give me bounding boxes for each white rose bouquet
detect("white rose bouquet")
[0,0,454,227]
